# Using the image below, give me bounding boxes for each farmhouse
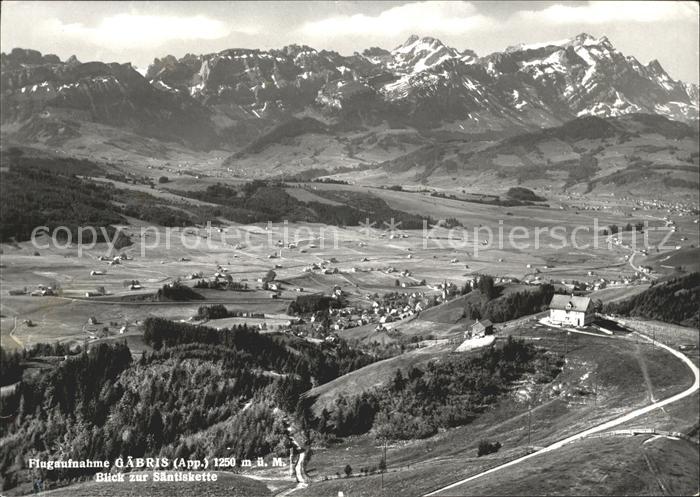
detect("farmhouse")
[31,286,55,297]
[469,319,494,337]
[549,295,593,327]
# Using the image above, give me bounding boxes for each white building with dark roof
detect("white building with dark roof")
[549,295,593,327]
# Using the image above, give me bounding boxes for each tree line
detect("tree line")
[0,318,385,491]
[464,279,555,323]
[311,338,563,440]
[603,272,699,327]
[174,181,433,229]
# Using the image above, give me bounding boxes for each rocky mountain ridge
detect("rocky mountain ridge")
[1,34,698,153]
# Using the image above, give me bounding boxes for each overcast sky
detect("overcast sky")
[1,1,698,83]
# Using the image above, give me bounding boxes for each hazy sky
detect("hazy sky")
[2,1,698,83]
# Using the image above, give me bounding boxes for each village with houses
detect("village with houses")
[3,209,686,364]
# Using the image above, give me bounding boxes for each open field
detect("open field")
[5,180,694,351]
[433,435,699,496]
[588,283,650,303]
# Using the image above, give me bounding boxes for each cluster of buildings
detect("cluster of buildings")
[302,261,336,273]
[30,285,56,297]
[368,289,449,329]
[293,287,440,336]
[97,253,129,266]
[630,198,698,218]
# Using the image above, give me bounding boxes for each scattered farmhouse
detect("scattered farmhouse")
[468,319,494,338]
[548,295,594,327]
[30,285,56,297]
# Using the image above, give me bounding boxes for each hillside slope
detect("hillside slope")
[369,113,699,195]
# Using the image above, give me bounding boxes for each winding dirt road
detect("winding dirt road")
[425,329,699,496]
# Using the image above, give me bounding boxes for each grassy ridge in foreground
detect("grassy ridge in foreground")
[432,435,699,496]
[299,321,696,497]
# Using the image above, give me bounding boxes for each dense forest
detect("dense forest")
[153,282,205,301]
[0,343,132,489]
[599,222,645,235]
[0,160,202,242]
[1,154,432,244]
[174,181,433,229]
[0,166,126,243]
[311,338,563,440]
[0,319,384,491]
[0,347,23,386]
[141,318,378,385]
[478,284,555,322]
[429,190,544,208]
[195,303,241,320]
[603,272,700,327]
[506,187,546,202]
[0,342,79,389]
[1,148,105,175]
[193,278,248,291]
[287,294,342,315]
[464,278,555,323]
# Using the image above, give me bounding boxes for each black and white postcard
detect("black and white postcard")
[1,1,698,496]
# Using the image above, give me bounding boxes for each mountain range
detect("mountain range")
[1,33,698,192]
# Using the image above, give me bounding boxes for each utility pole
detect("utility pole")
[565,331,570,355]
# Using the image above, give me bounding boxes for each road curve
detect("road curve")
[8,316,22,347]
[425,331,700,496]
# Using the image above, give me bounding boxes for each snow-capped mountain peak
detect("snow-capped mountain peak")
[391,35,460,73]
[2,33,697,152]
[505,38,571,53]
[506,33,613,54]
[569,32,610,47]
